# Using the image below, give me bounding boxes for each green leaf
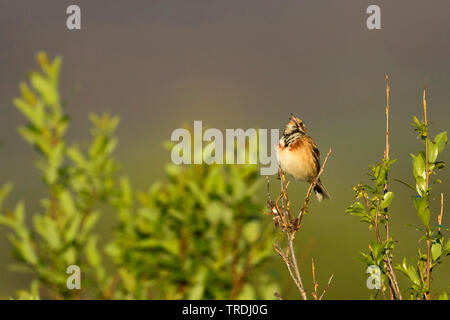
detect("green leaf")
[80,211,100,240]
[413,197,430,227]
[64,215,82,243]
[13,98,34,122]
[14,202,25,226]
[427,141,438,163]
[242,221,261,243]
[445,240,450,251]
[406,265,421,286]
[34,216,61,250]
[414,177,427,197]
[119,268,136,293]
[18,240,39,266]
[30,72,59,107]
[0,215,15,229]
[59,191,76,217]
[62,247,77,265]
[86,236,101,267]
[0,183,13,209]
[434,132,448,153]
[47,56,62,86]
[187,267,207,299]
[67,146,86,167]
[431,243,442,261]
[381,192,394,209]
[411,153,425,180]
[205,201,233,226]
[346,202,367,217]
[394,179,416,192]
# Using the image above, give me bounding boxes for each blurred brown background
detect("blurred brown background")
[1,0,449,299]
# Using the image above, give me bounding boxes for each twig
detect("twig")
[423,87,431,300]
[380,75,402,300]
[374,199,381,243]
[319,274,334,300]
[385,74,390,161]
[423,88,429,188]
[274,243,305,297]
[265,147,333,300]
[384,74,392,242]
[288,236,308,300]
[438,193,444,231]
[312,258,319,300]
[311,258,334,300]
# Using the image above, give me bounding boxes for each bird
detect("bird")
[276,114,331,202]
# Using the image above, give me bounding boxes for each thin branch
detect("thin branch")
[311,257,334,300]
[380,74,402,300]
[265,146,333,300]
[274,242,305,298]
[438,193,444,231]
[384,74,391,242]
[385,74,390,161]
[319,274,334,300]
[288,236,308,299]
[423,87,431,300]
[374,199,381,243]
[312,258,319,300]
[423,87,429,188]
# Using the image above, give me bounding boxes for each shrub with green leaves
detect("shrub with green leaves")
[347,81,449,300]
[0,53,277,299]
[395,100,450,300]
[347,157,400,299]
[106,161,277,299]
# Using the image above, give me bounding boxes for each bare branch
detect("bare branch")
[438,193,444,230]
[319,274,334,300]
[265,147,333,300]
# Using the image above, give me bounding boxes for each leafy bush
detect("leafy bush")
[0,53,277,299]
[347,77,449,300]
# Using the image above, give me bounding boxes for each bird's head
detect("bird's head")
[284,114,307,135]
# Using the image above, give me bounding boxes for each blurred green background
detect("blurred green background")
[0,0,449,299]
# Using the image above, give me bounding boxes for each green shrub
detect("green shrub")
[347,77,449,300]
[0,53,277,299]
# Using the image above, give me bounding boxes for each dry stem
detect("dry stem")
[423,87,431,300]
[381,74,402,300]
[438,193,444,231]
[312,257,334,300]
[265,149,333,300]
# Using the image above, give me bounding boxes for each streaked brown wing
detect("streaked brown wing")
[306,136,321,173]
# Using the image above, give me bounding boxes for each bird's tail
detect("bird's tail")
[313,179,331,202]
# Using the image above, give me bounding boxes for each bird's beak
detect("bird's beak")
[290,114,298,124]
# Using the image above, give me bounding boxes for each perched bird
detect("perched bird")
[276,114,331,202]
